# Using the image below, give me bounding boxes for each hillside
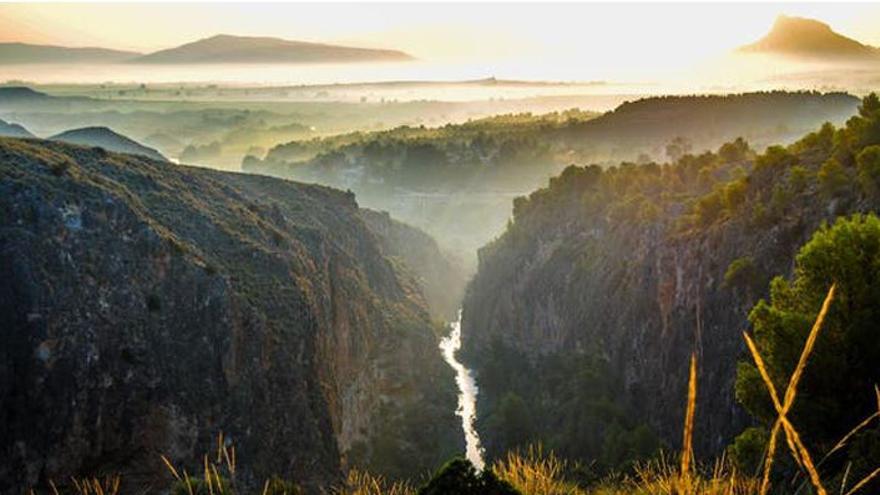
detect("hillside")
[0,42,140,64]
[132,34,413,64]
[0,138,461,492]
[50,126,167,161]
[739,15,879,60]
[0,119,34,138]
[247,92,858,266]
[460,94,880,475]
[0,86,55,104]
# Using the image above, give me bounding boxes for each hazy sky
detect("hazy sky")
[2,2,880,79]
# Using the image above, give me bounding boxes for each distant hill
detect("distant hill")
[0,42,140,64]
[0,119,34,138]
[50,127,166,161]
[0,86,53,102]
[739,15,880,60]
[131,34,414,64]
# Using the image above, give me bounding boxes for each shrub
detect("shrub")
[728,426,768,474]
[723,256,759,291]
[721,178,748,212]
[417,458,520,495]
[694,191,724,227]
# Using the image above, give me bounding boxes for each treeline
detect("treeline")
[248,91,858,187]
[245,109,598,191]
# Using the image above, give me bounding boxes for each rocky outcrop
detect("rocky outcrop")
[739,15,880,61]
[0,137,460,492]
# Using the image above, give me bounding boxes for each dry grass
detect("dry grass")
[681,353,698,483]
[493,445,582,495]
[160,432,238,495]
[333,470,415,495]
[43,476,122,495]
[600,454,759,495]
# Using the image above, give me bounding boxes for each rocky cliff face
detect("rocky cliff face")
[0,138,460,492]
[360,209,468,321]
[461,115,880,464]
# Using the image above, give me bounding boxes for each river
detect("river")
[439,311,485,470]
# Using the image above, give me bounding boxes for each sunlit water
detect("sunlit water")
[439,311,485,470]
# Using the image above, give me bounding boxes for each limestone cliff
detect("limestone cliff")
[360,209,468,321]
[0,138,460,492]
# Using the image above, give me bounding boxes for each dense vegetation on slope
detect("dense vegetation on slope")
[247,92,858,265]
[461,94,880,481]
[247,109,598,187]
[253,92,857,176]
[0,138,460,492]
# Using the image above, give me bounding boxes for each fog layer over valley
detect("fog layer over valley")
[4,5,880,495]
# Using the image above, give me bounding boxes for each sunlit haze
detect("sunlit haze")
[2,2,880,85]
[5,2,880,493]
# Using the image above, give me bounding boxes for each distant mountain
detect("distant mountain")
[0,119,34,138]
[739,15,880,60]
[0,42,140,64]
[131,34,414,64]
[50,127,166,161]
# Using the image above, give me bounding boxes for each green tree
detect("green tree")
[856,145,880,197]
[755,145,797,174]
[718,137,751,163]
[723,256,760,294]
[817,158,850,199]
[734,214,880,485]
[789,165,811,194]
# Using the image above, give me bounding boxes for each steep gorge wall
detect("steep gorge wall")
[360,208,468,321]
[461,134,878,461]
[0,138,460,492]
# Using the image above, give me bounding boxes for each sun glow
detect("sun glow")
[1,2,879,86]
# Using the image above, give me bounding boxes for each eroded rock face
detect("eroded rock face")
[461,159,872,461]
[360,209,468,322]
[0,138,460,492]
